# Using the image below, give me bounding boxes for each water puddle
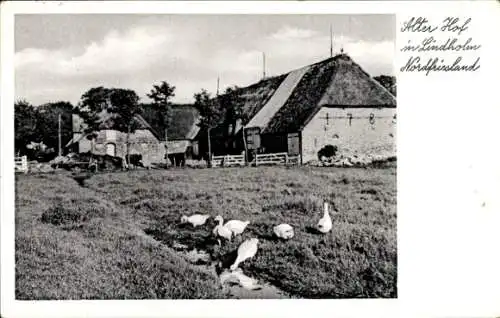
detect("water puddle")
[160,238,289,299]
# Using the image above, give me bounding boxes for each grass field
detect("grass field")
[15,165,396,299]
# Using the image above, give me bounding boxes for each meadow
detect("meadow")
[15,164,397,299]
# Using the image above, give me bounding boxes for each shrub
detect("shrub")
[317,145,338,161]
[41,203,104,226]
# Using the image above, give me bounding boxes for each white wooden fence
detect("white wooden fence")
[255,152,300,166]
[15,156,28,173]
[211,152,300,167]
[212,154,246,167]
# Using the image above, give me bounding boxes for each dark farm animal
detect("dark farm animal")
[126,154,149,169]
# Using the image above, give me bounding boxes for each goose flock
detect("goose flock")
[180,201,336,272]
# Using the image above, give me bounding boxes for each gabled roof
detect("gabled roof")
[220,54,396,135]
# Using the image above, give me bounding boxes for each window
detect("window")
[105,143,116,157]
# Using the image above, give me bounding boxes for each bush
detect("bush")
[41,203,104,226]
[317,145,338,161]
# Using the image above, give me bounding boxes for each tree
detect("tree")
[76,87,112,157]
[147,81,175,165]
[374,75,396,96]
[194,89,223,166]
[37,101,73,156]
[108,88,141,166]
[147,81,175,155]
[218,86,244,151]
[14,99,38,157]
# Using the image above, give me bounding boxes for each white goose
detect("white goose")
[212,215,232,244]
[180,214,210,227]
[273,223,294,240]
[219,216,250,236]
[230,238,259,271]
[316,202,333,233]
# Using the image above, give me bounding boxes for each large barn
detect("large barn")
[207,53,396,164]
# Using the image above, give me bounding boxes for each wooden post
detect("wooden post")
[22,155,28,174]
[207,127,212,167]
[165,128,169,169]
[58,113,62,157]
[126,124,131,171]
[255,150,258,167]
[242,128,248,165]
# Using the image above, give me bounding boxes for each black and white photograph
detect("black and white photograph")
[3,1,500,318]
[12,13,397,300]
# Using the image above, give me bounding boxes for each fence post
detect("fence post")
[255,152,258,167]
[285,153,288,164]
[22,156,28,173]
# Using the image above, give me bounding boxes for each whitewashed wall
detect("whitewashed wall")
[301,106,396,163]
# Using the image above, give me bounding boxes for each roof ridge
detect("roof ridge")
[245,65,311,130]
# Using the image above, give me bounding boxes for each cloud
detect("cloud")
[15,22,394,106]
[16,26,172,78]
[269,26,318,41]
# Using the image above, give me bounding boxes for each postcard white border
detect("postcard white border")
[2,1,500,318]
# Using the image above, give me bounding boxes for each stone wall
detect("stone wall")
[301,106,396,163]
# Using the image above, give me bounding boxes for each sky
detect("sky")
[15,14,395,106]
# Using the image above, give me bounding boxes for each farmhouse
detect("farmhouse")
[67,111,166,165]
[165,105,201,166]
[208,53,396,164]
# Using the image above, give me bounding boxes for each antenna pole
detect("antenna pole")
[262,52,266,79]
[330,24,333,57]
[340,31,344,54]
[217,76,220,96]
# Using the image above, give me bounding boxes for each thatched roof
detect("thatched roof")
[245,65,310,130]
[220,54,396,135]
[205,74,287,139]
[68,111,162,147]
[167,105,200,140]
[140,104,200,141]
